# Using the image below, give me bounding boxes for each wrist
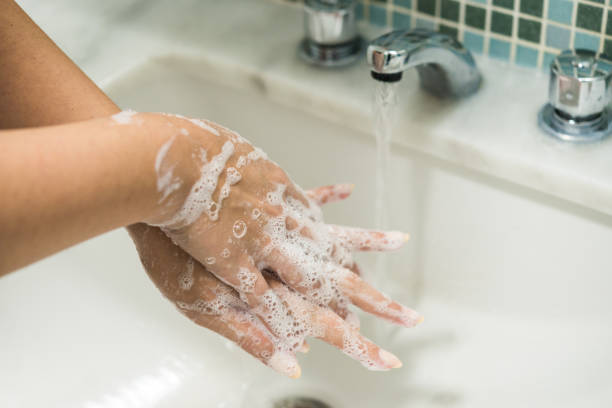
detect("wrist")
[134,112,230,227]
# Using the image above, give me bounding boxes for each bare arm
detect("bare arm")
[0,0,185,275]
[0,0,118,127]
[0,113,219,273]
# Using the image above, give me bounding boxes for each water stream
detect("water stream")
[373,81,400,288]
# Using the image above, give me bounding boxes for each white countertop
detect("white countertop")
[18,0,612,217]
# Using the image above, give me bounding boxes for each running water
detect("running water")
[373,81,399,286]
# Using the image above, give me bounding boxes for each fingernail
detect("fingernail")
[347,183,355,192]
[381,231,409,250]
[400,308,423,328]
[299,342,310,353]
[379,349,402,369]
[268,351,302,379]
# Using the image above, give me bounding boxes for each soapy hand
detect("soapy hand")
[132,112,421,376]
[130,223,406,378]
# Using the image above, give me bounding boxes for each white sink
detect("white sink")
[3,52,612,407]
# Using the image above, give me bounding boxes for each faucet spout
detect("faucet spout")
[367,29,481,98]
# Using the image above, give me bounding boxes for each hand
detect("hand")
[129,188,415,378]
[134,113,421,372]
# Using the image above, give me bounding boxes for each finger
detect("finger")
[170,259,303,378]
[234,260,309,355]
[328,301,361,330]
[327,225,409,252]
[339,269,423,328]
[306,184,355,206]
[349,262,362,276]
[182,305,301,379]
[269,280,402,371]
[128,225,302,378]
[345,310,361,330]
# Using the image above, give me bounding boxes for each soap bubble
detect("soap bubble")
[233,220,247,239]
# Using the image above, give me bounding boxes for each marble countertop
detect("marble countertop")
[18,0,612,217]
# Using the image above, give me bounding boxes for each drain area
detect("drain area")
[273,396,333,408]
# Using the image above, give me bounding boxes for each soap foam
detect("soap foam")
[211,167,242,220]
[155,136,183,203]
[177,258,195,290]
[236,147,267,170]
[237,267,257,293]
[176,284,241,315]
[111,109,138,124]
[259,183,351,310]
[161,113,220,136]
[254,289,308,353]
[158,141,235,228]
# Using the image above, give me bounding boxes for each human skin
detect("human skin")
[0,0,422,377]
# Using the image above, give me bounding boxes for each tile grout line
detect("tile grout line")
[458,0,466,42]
[569,0,577,50]
[538,0,550,68]
[434,0,442,30]
[600,2,609,53]
[510,0,520,64]
[483,0,492,55]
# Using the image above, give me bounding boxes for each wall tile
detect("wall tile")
[574,31,601,51]
[464,30,485,53]
[546,25,571,50]
[392,10,411,28]
[284,0,612,69]
[548,0,574,25]
[576,3,603,33]
[369,4,387,26]
[491,11,513,36]
[490,38,511,59]
[516,45,539,67]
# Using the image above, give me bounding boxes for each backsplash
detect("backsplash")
[286,0,612,69]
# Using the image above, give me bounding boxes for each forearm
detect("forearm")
[0,114,174,272]
[0,109,231,275]
[0,0,118,128]
[0,0,145,274]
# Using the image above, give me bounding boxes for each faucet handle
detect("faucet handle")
[300,0,362,67]
[539,49,612,142]
[549,49,612,119]
[304,0,357,45]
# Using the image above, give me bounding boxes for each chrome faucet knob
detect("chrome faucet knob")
[304,0,357,45]
[299,0,362,67]
[539,49,612,143]
[549,49,612,119]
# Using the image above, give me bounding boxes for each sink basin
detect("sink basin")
[2,54,612,408]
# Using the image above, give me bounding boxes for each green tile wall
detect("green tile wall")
[286,0,612,69]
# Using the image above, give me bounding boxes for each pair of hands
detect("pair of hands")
[126,112,421,378]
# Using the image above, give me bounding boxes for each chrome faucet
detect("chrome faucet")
[299,0,362,67]
[538,49,612,143]
[367,29,481,98]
